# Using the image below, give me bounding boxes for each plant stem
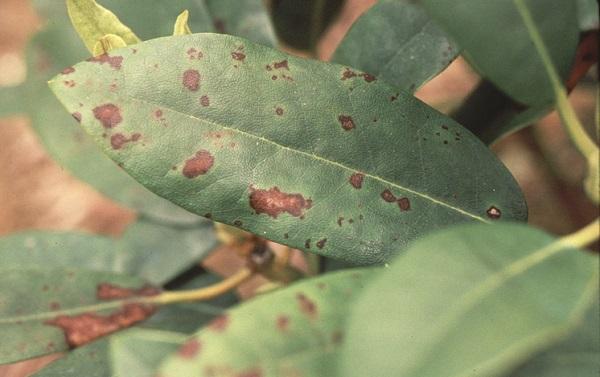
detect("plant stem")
[513,0,598,157]
[148,268,254,305]
[558,218,600,249]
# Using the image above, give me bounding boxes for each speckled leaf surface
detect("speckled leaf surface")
[0,0,274,221]
[0,219,217,285]
[333,0,458,92]
[419,0,578,107]
[0,269,157,364]
[158,269,374,377]
[340,223,599,377]
[50,33,526,265]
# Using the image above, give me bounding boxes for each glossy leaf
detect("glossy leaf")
[0,219,217,285]
[333,0,458,92]
[340,223,599,377]
[510,297,599,377]
[0,0,275,220]
[50,33,526,264]
[67,0,141,54]
[420,0,578,107]
[0,269,157,364]
[158,269,374,376]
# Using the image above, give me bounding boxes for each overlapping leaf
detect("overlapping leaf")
[333,0,458,92]
[340,223,599,377]
[50,33,526,264]
[158,269,374,376]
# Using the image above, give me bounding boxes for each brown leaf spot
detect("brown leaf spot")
[93,104,122,128]
[276,315,290,332]
[178,339,201,359]
[110,133,141,150]
[200,95,210,107]
[72,112,82,123]
[231,51,246,62]
[249,186,312,218]
[275,107,284,116]
[187,48,203,60]
[337,217,344,226]
[183,150,214,178]
[316,238,327,249]
[208,314,229,332]
[486,206,501,219]
[390,94,398,102]
[341,68,357,80]
[273,59,289,70]
[87,54,123,70]
[96,283,160,300]
[349,173,364,189]
[381,189,396,202]
[45,303,156,348]
[183,69,201,91]
[360,73,376,82]
[397,197,411,211]
[338,115,355,131]
[61,66,75,75]
[305,239,311,249]
[271,75,278,80]
[296,293,317,320]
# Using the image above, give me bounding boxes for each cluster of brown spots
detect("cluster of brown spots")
[87,54,123,70]
[45,303,156,347]
[249,186,312,218]
[275,107,284,116]
[338,115,355,131]
[178,339,201,359]
[266,59,294,81]
[381,190,411,211]
[183,69,201,91]
[349,173,364,189]
[305,239,311,249]
[486,206,501,219]
[93,104,122,128]
[96,283,160,300]
[276,315,290,332]
[231,47,246,62]
[214,19,226,33]
[296,293,317,320]
[61,66,75,75]
[209,315,229,332]
[187,48,203,60]
[110,133,142,150]
[182,150,214,178]
[316,238,327,249]
[274,60,289,70]
[63,80,76,88]
[200,95,210,107]
[72,112,82,123]
[341,68,376,83]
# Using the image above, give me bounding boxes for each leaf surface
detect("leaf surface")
[50,33,526,264]
[340,223,599,377]
[158,269,374,377]
[333,0,458,92]
[419,0,578,107]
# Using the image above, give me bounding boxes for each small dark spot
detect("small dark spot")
[359,214,364,220]
[93,104,122,128]
[183,150,214,178]
[341,68,357,80]
[381,189,396,202]
[183,69,201,91]
[249,186,312,218]
[296,293,317,320]
[71,112,82,123]
[214,19,226,33]
[305,239,311,249]
[486,206,502,219]
[200,95,210,107]
[283,233,289,239]
[349,173,364,189]
[337,217,344,226]
[397,197,411,211]
[348,218,354,224]
[276,315,290,332]
[275,107,284,116]
[231,51,246,62]
[154,109,164,120]
[360,73,376,82]
[271,75,278,80]
[390,94,398,101]
[204,213,212,219]
[87,53,123,70]
[316,238,327,249]
[131,48,137,54]
[442,125,449,130]
[209,314,229,332]
[233,220,243,227]
[338,115,355,131]
[273,60,289,70]
[110,133,141,150]
[443,140,448,144]
[178,339,201,359]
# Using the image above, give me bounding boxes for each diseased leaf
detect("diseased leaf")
[67,0,141,53]
[510,297,600,377]
[174,10,192,36]
[0,269,158,364]
[0,0,275,221]
[50,33,526,265]
[420,0,579,107]
[158,269,374,377]
[92,33,127,56]
[340,223,599,377]
[333,0,458,92]
[0,219,217,285]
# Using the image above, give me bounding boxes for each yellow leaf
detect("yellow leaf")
[173,10,192,36]
[92,34,127,56]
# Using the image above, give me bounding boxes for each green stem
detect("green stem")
[513,0,598,157]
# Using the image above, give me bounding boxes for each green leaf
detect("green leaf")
[340,223,599,377]
[0,219,217,285]
[32,338,110,377]
[66,0,141,54]
[510,297,600,377]
[0,269,157,364]
[49,33,526,265]
[419,0,579,107]
[333,0,458,92]
[174,10,192,36]
[158,269,374,377]
[92,33,128,56]
[577,0,599,31]
[0,0,275,221]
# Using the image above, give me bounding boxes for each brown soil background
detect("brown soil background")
[0,0,597,375]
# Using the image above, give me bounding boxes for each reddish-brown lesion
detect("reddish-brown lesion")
[249,186,313,219]
[182,150,215,178]
[96,283,160,300]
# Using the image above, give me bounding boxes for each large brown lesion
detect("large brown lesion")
[249,186,313,219]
